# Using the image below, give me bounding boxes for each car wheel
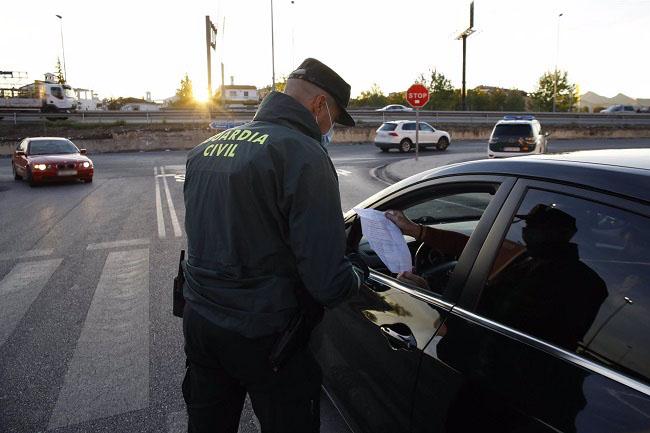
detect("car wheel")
[85,177,93,183]
[436,137,449,151]
[399,139,412,153]
[12,163,22,180]
[380,147,389,153]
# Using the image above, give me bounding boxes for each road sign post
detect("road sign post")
[406,84,430,162]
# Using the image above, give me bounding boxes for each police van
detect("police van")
[488,115,549,158]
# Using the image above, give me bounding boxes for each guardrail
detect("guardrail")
[2,109,650,127]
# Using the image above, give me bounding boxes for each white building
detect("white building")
[221,85,258,107]
[121,102,161,112]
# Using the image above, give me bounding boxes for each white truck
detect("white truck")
[0,72,76,113]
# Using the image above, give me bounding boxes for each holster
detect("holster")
[173,250,186,318]
[269,287,324,372]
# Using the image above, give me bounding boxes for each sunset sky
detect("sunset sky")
[2,0,649,102]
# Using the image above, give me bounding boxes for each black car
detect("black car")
[314,149,650,433]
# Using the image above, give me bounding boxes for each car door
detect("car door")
[412,179,650,433]
[14,139,28,174]
[417,123,436,144]
[313,176,515,433]
[401,122,416,143]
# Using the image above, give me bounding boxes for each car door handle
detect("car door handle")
[380,323,417,351]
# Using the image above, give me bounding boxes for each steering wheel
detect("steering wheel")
[414,242,458,293]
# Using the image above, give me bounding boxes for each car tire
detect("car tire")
[85,177,93,183]
[399,139,412,153]
[12,163,22,180]
[436,137,449,151]
[380,147,389,153]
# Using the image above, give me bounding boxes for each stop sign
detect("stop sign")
[406,84,429,108]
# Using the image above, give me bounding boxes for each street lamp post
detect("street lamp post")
[55,14,67,82]
[552,12,564,113]
[270,0,276,91]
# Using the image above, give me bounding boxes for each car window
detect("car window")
[419,123,434,132]
[51,86,64,99]
[354,184,498,298]
[478,189,650,384]
[493,124,533,137]
[28,140,79,155]
[402,123,416,131]
[379,123,397,131]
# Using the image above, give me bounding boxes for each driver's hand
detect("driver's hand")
[385,210,419,238]
[397,271,430,290]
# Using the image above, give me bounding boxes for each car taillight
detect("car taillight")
[389,132,398,136]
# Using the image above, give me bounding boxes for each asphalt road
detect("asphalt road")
[1,138,649,432]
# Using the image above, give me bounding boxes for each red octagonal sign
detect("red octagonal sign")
[406,84,430,108]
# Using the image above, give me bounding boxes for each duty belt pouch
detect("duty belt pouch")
[269,287,324,372]
[173,250,186,318]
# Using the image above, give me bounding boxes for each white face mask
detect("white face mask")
[320,100,334,147]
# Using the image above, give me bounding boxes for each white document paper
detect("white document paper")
[353,208,412,273]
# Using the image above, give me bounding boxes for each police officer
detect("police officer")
[182,58,367,433]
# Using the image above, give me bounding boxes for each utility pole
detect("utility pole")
[456,2,475,111]
[55,15,67,82]
[552,12,564,113]
[205,16,218,102]
[270,0,276,90]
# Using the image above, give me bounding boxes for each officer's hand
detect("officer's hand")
[347,253,370,282]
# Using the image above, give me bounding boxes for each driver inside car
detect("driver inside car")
[385,209,470,290]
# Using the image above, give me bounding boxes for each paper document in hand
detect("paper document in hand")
[353,208,412,273]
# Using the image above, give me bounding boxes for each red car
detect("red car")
[12,137,94,186]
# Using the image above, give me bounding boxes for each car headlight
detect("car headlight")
[82,161,91,168]
[34,164,47,171]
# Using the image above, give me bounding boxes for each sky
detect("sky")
[2,0,649,102]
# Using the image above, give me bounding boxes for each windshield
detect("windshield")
[493,124,533,137]
[29,139,79,155]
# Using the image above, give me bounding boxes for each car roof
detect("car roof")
[374,149,650,206]
[27,137,70,141]
[495,119,538,125]
[383,120,420,124]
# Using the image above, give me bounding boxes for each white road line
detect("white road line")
[160,166,183,237]
[0,248,55,262]
[48,248,150,429]
[0,258,62,347]
[86,238,150,251]
[154,166,166,238]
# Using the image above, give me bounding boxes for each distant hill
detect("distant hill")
[580,91,648,112]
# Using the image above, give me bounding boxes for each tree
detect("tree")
[258,76,288,100]
[171,73,195,108]
[531,71,578,112]
[416,69,456,110]
[349,83,389,108]
[55,57,65,84]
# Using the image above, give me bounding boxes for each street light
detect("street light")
[270,0,276,91]
[552,12,564,113]
[55,14,67,82]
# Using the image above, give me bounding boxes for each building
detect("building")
[120,102,161,112]
[220,84,258,107]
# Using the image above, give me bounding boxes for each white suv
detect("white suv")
[374,120,451,153]
[488,115,548,158]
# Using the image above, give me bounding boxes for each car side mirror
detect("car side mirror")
[80,149,87,155]
[15,150,25,156]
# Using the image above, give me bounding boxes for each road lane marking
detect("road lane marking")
[160,166,183,237]
[48,248,150,429]
[0,248,55,262]
[0,258,63,347]
[336,169,352,176]
[86,238,150,251]
[154,166,166,238]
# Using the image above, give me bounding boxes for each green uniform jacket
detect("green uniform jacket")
[183,91,360,338]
